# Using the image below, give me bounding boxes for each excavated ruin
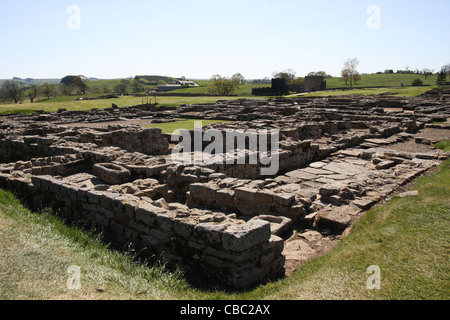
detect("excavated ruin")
[0,93,448,288]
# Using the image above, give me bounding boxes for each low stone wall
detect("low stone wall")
[0,172,284,288]
[0,136,60,163]
[79,128,169,155]
[187,181,307,221]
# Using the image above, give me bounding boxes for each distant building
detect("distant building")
[157,80,199,92]
[304,75,326,92]
[178,80,199,87]
[157,84,182,92]
[252,76,326,96]
[252,78,297,96]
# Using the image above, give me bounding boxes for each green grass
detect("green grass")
[0,190,191,300]
[168,82,269,96]
[172,74,440,95]
[290,86,435,98]
[145,119,231,134]
[1,74,440,115]
[325,73,439,88]
[0,95,259,115]
[435,140,450,152]
[1,155,449,300]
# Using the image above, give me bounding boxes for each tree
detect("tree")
[61,75,78,86]
[27,85,38,103]
[114,79,129,95]
[0,80,23,103]
[441,64,450,75]
[40,83,56,99]
[208,75,240,95]
[436,71,447,87]
[412,78,423,86]
[353,72,361,85]
[341,68,350,86]
[103,85,111,94]
[422,68,433,79]
[131,79,144,94]
[341,58,360,88]
[273,69,296,84]
[72,76,89,95]
[59,83,73,96]
[290,77,305,86]
[307,71,328,77]
[231,73,246,85]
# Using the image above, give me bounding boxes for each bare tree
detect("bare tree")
[0,80,23,103]
[231,73,246,85]
[422,68,434,79]
[342,58,360,88]
[441,64,450,75]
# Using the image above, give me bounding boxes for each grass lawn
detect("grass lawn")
[171,74,440,95]
[145,119,231,134]
[0,95,261,115]
[167,82,269,96]
[0,142,448,300]
[326,73,439,88]
[290,86,436,98]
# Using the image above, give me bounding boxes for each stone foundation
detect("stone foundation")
[0,93,448,288]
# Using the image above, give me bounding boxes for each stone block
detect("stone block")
[222,220,271,252]
[274,193,295,207]
[234,187,257,201]
[195,222,229,245]
[319,184,341,196]
[256,190,274,204]
[156,213,175,231]
[173,218,197,239]
[315,209,352,233]
[375,160,396,170]
[135,203,161,227]
[259,235,284,266]
[353,198,376,210]
[92,163,131,185]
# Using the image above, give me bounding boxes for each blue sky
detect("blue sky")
[0,0,449,79]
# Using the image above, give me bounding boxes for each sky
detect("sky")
[0,0,449,80]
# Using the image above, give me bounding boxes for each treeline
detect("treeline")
[134,75,179,85]
[0,76,156,104]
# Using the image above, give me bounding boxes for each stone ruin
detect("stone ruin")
[0,93,448,288]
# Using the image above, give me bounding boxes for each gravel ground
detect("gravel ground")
[387,128,450,154]
[64,119,158,128]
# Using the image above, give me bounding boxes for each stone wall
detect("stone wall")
[79,128,169,155]
[187,181,307,222]
[0,172,284,288]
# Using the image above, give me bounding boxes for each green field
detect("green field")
[145,119,231,134]
[0,95,260,115]
[289,86,436,98]
[325,73,439,88]
[168,74,441,95]
[0,73,444,115]
[166,81,270,96]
